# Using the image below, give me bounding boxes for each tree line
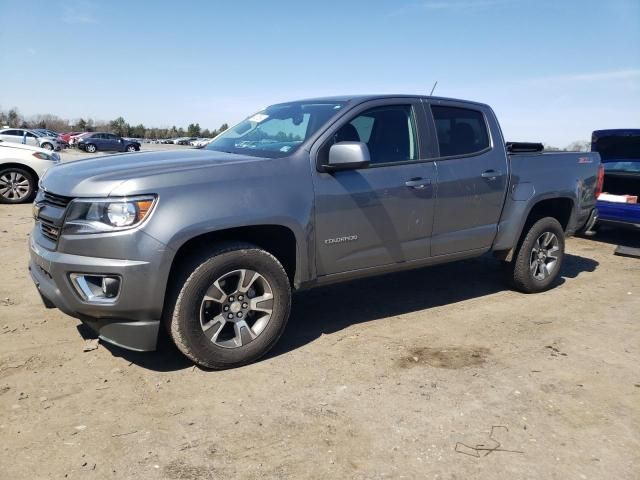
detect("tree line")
[0,107,228,139]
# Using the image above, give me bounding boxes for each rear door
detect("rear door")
[424,100,508,256]
[106,134,123,151]
[311,98,437,276]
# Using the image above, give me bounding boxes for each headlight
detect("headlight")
[63,196,157,234]
[32,152,55,161]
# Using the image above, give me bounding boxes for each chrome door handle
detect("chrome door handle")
[405,178,431,189]
[481,170,503,180]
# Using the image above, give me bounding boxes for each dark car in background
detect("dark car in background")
[591,129,640,230]
[77,133,141,153]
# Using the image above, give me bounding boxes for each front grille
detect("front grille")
[40,217,61,242]
[42,191,72,208]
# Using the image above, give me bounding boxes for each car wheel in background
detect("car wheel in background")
[85,144,97,153]
[41,143,54,151]
[126,145,137,152]
[508,217,565,293]
[165,242,292,369]
[0,167,36,204]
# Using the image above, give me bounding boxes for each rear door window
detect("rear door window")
[431,106,490,157]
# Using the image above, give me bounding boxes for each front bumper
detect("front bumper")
[28,230,167,351]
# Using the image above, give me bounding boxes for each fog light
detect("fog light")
[101,277,120,298]
[70,274,121,303]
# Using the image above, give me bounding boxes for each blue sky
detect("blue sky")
[1,0,638,146]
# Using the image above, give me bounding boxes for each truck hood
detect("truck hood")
[41,149,266,197]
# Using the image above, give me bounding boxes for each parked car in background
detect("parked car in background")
[0,140,60,203]
[34,129,69,148]
[34,128,60,139]
[0,128,62,151]
[29,94,601,369]
[192,138,212,148]
[77,133,141,153]
[591,129,640,230]
[69,132,90,146]
[174,137,196,145]
[61,132,83,144]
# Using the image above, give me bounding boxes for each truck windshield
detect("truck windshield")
[206,101,346,158]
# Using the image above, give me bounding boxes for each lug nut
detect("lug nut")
[227,313,234,319]
[238,295,244,301]
[223,305,229,311]
[242,302,248,309]
[228,296,235,302]
[237,312,243,318]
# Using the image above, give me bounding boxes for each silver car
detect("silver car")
[0,128,62,151]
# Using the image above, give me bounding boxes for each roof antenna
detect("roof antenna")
[429,81,438,96]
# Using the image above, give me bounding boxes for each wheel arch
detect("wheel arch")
[166,224,299,292]
[496,195,574,262]
[522,196,574,232]
[0,162,40,185]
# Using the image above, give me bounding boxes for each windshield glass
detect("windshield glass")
[206,100,346,158]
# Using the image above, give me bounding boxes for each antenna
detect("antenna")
[429,81,438,96]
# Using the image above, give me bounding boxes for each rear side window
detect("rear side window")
[431,106,490,157]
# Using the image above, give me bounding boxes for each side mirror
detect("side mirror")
[326,142,370,171]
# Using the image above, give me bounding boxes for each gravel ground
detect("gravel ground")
[0,166,639,478]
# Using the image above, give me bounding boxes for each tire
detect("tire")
[126,145,137,152]
[0,167,36,204]
[508,217,565,293]
[165,242,291,369]
[85,144,97,153]
[41,142,54,151]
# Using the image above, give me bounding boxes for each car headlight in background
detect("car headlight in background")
[32,151,57,161]
[63,196,157,234]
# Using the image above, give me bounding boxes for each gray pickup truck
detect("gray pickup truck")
[29,95,601,369]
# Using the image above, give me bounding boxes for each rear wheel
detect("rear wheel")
[508,217,565,293]
[0,167,36,204]
[166,242,291,369]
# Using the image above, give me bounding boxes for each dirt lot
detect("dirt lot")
[1,194,639,478]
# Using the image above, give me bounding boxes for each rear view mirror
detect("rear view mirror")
[326,142,370,171]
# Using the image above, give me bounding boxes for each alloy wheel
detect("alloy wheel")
[0,171,31,201]
[529,232,560,281]
[200,269,274,348]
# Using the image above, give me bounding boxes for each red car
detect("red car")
[61,132,83,144]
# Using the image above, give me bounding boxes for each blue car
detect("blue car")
[592,129,640,230]
[77,132,141,154]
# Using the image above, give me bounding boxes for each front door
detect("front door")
[312,100,437,276]
[425,101,508,256]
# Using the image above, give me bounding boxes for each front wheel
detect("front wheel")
[0,167,36,204]
[508,217,565,293]
[166,243,291,369]
[41,142,54,151]
[85,144,97,153]
[126,145,137,152]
